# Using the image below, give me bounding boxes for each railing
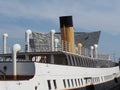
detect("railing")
[0,45,110,60]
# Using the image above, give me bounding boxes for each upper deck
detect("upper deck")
[0,51,116,68]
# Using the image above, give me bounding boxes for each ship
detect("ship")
[0,16,120,90]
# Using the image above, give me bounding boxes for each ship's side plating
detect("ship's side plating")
[0,61,120,90]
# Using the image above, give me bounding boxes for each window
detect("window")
[81,79,83,85]
[63,79,66,88]
[73,56,77,66]
[71,79,74,87]
[75,56,78,66]
[79,57,82,66]
[72,56,75,66]
[70,55,74,66]
[75,79,77,86]
[78,79,80,86]
[67,79,70,87]
[67,55,72,65]
[47,80,51,90]
[53,80,57,89]
[81,57,84,67]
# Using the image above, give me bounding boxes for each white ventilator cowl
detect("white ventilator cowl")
[13,44,21,80]
[25,29,32,52]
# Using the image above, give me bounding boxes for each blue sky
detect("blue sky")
[0,0,120,61]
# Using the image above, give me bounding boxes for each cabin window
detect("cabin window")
[53,80,57,89]
[81,79,83,85]
[82,58,84,66]
[71,79,74,87]
[68,55,72,65]
[72,56,75,66]
[66,55,71,65]
[78,57,82,66]
[69,55,74,66]
[90,59,92,67]
[86,59,89,67]
[47,80,51,90]
[84,58,87,67]
[54,54,67,65]
[78,79,80,86]
[81,57,84,67]
[85,59,87,67]
[75,56,79,66]
[77,56,81,66]
[73,56,77,66]
[75,79,77,86]
[63,79,66,88]
[67,79,70,87]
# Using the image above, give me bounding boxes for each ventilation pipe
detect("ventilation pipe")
[94,44,98,58]
[90,46,94,58]
[3,33,8,54]
[78,43,82,55]
[59,16,75,53]
[12,44,21,80]
[55,38,59,51]
[50,29,55,51]
[25,29,32,52]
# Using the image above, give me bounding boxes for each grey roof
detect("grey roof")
[74,31,101,48]
[30,31,101,51]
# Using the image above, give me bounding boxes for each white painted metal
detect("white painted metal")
[25,29,32,52]
[0,62,119,90]
[12,44,21,78]
[3,33,8,54]
[54,38,59,51]
[90,46,94,58]
[50,29,55,51]
[94,44,98,58]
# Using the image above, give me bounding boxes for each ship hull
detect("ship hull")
[0,63,120,90]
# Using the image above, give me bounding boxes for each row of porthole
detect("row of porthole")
[47,80,57,90]
[47,75,115,90]
[47,78,84,90]
[63,78,84,89]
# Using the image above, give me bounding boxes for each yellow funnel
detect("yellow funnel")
[59,16,75,53]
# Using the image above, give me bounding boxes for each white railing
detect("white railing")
[0,45,110,60]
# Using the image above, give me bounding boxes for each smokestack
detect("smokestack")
[59,16,75,53]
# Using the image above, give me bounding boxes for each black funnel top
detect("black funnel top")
[59,16,73,28]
